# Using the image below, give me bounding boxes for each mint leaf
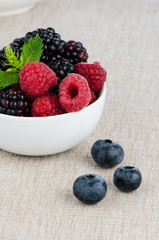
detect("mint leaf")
[6,67,19,73]
[0,71,19,89]
[21,34,43,65]
[4,45,23,72]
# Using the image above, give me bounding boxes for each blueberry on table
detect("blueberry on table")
[113,166,142,192]
[73,174,107,204]
[91,139,124,168]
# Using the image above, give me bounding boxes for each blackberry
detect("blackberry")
[64,40,88,64]
[46,56,74,92]
[48,56,74,93]
[0,85,31,117]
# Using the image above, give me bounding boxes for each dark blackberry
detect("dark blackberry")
[0,85,31,117]
[48,57,74,92]
[64,40,88,64]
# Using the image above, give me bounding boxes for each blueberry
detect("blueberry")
[73,174,107,204]
[91,139,124,168]
[113,166,142,192]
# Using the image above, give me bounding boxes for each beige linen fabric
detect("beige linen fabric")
[0,0,159,239]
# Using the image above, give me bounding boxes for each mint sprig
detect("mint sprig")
[0,34,43,90]
[5,45,20,69]
[0,71,19,89]
[20,34,43,65]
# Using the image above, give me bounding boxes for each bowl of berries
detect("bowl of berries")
[0,0,41,16]
[0,28,107,156]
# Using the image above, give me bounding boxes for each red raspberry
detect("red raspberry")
[31,93,65,117]
[20,62,57,99]
[74,62,107,93]
[59,73,91,112]
[89,90,96,105]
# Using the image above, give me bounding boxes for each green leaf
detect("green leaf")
[6,67,19,73]
[21,34,43,65]
[0,71,19,89]
[4,45,21,71]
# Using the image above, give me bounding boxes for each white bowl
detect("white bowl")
[0,84,106,156]
[0,0,41,16]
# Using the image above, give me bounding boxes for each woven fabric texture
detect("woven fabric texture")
[0,0,159,239]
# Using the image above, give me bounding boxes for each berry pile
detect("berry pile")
[0,27,107,117]
[0,27,88,88]
[0,61,106,116]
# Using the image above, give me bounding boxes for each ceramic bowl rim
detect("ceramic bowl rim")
[0,83,106,121]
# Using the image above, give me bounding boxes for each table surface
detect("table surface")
[0,0,159,239]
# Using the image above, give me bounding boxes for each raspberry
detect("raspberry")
[59,73,91,112]
[20,62,57,99]
[74,62,107,93]
[89,90,96,105]
[31,93,65,117]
